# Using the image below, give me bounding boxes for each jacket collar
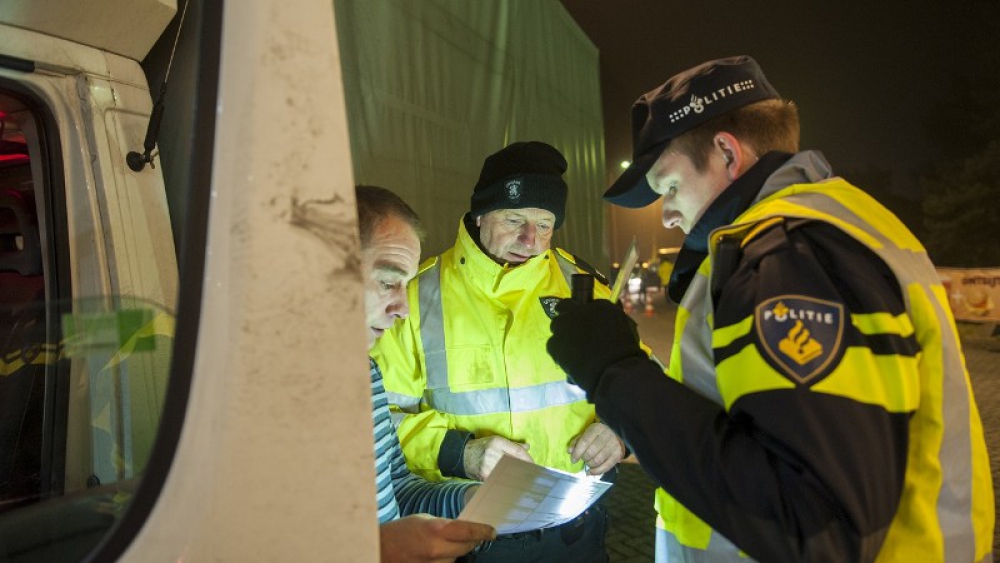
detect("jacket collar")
[754,150,834,202]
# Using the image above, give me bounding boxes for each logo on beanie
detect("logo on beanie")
[505,179,522,203]
[668,79,759,124]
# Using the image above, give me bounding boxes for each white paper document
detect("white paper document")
[458,455,614,534]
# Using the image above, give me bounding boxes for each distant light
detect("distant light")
[620,160,630,169]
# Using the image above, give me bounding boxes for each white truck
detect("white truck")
[0,1,378,560]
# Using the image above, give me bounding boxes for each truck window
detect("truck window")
[0,92,49,513]
[0,83,174,562]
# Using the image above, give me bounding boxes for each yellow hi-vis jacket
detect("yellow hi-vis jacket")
[651,152,993,562]
[372,219,613,480]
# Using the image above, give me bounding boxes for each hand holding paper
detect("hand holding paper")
[458,455,613,535]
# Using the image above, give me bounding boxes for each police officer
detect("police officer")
[547,56,994,562]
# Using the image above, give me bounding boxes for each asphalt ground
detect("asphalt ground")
[603,290,1000,561]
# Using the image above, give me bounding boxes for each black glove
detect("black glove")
[547,299,644,399]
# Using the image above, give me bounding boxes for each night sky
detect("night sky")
[559,0,998,191]
[556,1,1000,262]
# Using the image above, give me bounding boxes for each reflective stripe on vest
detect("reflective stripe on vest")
[420,263,449,389]
[418,251,586,415]
[656,526,748,563]
[673,262,722,403]
[385,390,420,428]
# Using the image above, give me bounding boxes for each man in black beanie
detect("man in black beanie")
[373,141,624,562]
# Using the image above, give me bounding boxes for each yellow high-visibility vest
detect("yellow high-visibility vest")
[656,160,993,562]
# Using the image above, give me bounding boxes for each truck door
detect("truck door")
[0,1,377,561]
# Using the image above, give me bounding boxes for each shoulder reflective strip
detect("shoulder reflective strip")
[758,186,901,251]
[851,311,915,337]
[754,197,887,250]
[751,188,943,311]
[824,181,925,251]
[418,263,449,389]
[775,191,947,318]
[780,188,925,258]
[804,198,893,248]
[425,380,586,416]
[553,251,579,287]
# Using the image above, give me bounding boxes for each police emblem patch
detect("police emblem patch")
[755,295,844,384]
[539,296,560,319]
[505,179,522,203]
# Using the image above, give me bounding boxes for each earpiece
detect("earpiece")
[717,138,733,166]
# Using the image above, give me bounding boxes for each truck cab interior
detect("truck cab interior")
[0,96,47,514]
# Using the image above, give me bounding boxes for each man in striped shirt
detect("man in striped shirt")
[358,185,495,562]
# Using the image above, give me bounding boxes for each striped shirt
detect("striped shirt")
[371,358,473,524]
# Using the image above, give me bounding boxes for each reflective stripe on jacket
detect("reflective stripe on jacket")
[655,152,994,562]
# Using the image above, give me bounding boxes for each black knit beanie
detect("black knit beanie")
[470,141,568,229]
